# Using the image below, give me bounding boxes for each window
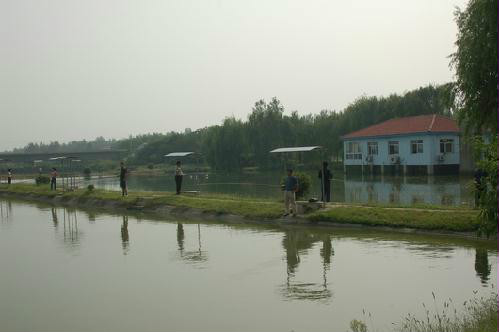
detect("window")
[367,142,378,155]
[345,141,362,160]
[388,141,399,155]
[440,139,453,153]
[411,140,424,154]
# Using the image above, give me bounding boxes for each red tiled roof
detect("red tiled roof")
[342,114,460,139]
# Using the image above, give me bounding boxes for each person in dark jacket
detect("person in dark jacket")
[318,161,333,202]
[119,162,128,197]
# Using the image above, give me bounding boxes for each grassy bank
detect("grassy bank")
[0,184,481,233]
[0,184,283,219]
[350,292,498,332]
[308,206,479,232]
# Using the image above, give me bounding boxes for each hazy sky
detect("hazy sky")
[1,0,468,151]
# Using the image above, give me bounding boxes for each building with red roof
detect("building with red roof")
[341,114,461,175]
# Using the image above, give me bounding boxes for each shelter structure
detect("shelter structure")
[270,146,326,207]
[49,156,80,191]
[164,152,201,194]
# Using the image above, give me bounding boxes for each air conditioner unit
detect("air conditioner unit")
[437,154,445,162]
[390,155,400,164]
[366,155,373,163]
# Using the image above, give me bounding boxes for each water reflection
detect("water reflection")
[280,229,334,302]
[344,176,470,206]
[121,215,130,255]
[86,211,97,223]
[177,223,184,252]
[51,207,58,228]
[176,223,208,267]
[63,208,79,247]
[475,248,491,285]
[82,172,475,206]
[0,200,12,225]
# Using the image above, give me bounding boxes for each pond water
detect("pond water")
[82,171,475,207]
[0,199,496,332]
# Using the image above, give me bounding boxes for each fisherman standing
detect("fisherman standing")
[175,161,184,194]
[120,162,128,197]
[318,161,333,202]
[50,168,57,190]
[283,169,299,217]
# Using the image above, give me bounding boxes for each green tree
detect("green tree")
[451,0,497,236]
[452,0,497,133]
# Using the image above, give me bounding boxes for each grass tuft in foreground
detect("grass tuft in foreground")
[350,291,498,332]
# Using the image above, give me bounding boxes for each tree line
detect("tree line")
[8,83,454,171]
[130,83,454,170]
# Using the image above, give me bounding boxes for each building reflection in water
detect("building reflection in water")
[344,176,466,206]
[280,229,334,302]
[121,215,130,255]
[474,248,491,285]
[176,223,208,267]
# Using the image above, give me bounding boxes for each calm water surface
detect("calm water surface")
[0,199,496,332]
[83,171,475,207]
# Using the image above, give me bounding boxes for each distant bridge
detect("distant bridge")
[0,150,127,163]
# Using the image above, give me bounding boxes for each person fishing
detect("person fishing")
[50,168,57,190]
[175,160,184,194]
[7,169,12,185]
[119,162,128,197]
[318,161,333,202]
[283,168,299,217]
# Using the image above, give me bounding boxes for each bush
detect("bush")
[83,168,91,176]
[87,184,95,191]
[147,164,154,170]
[35,176,50,185]
[472,136,498,237]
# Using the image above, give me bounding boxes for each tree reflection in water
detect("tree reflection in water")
[280,229,334,302]
[121,215,130,255]
[474,248,491,284]
[176,223,208,267]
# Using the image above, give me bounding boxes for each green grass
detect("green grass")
[397,294,498,332]
[307,206,479,232]
[0,183,480,231]
[0,183,283,219]
[350,292,498,332]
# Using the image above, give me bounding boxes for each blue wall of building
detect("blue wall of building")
[343,132,460,167]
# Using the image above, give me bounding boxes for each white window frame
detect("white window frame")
[345,141,362,160]
[367,142,378,155]
[411,140,424,154]
[440,139,454,153]
[388,141,399,155]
